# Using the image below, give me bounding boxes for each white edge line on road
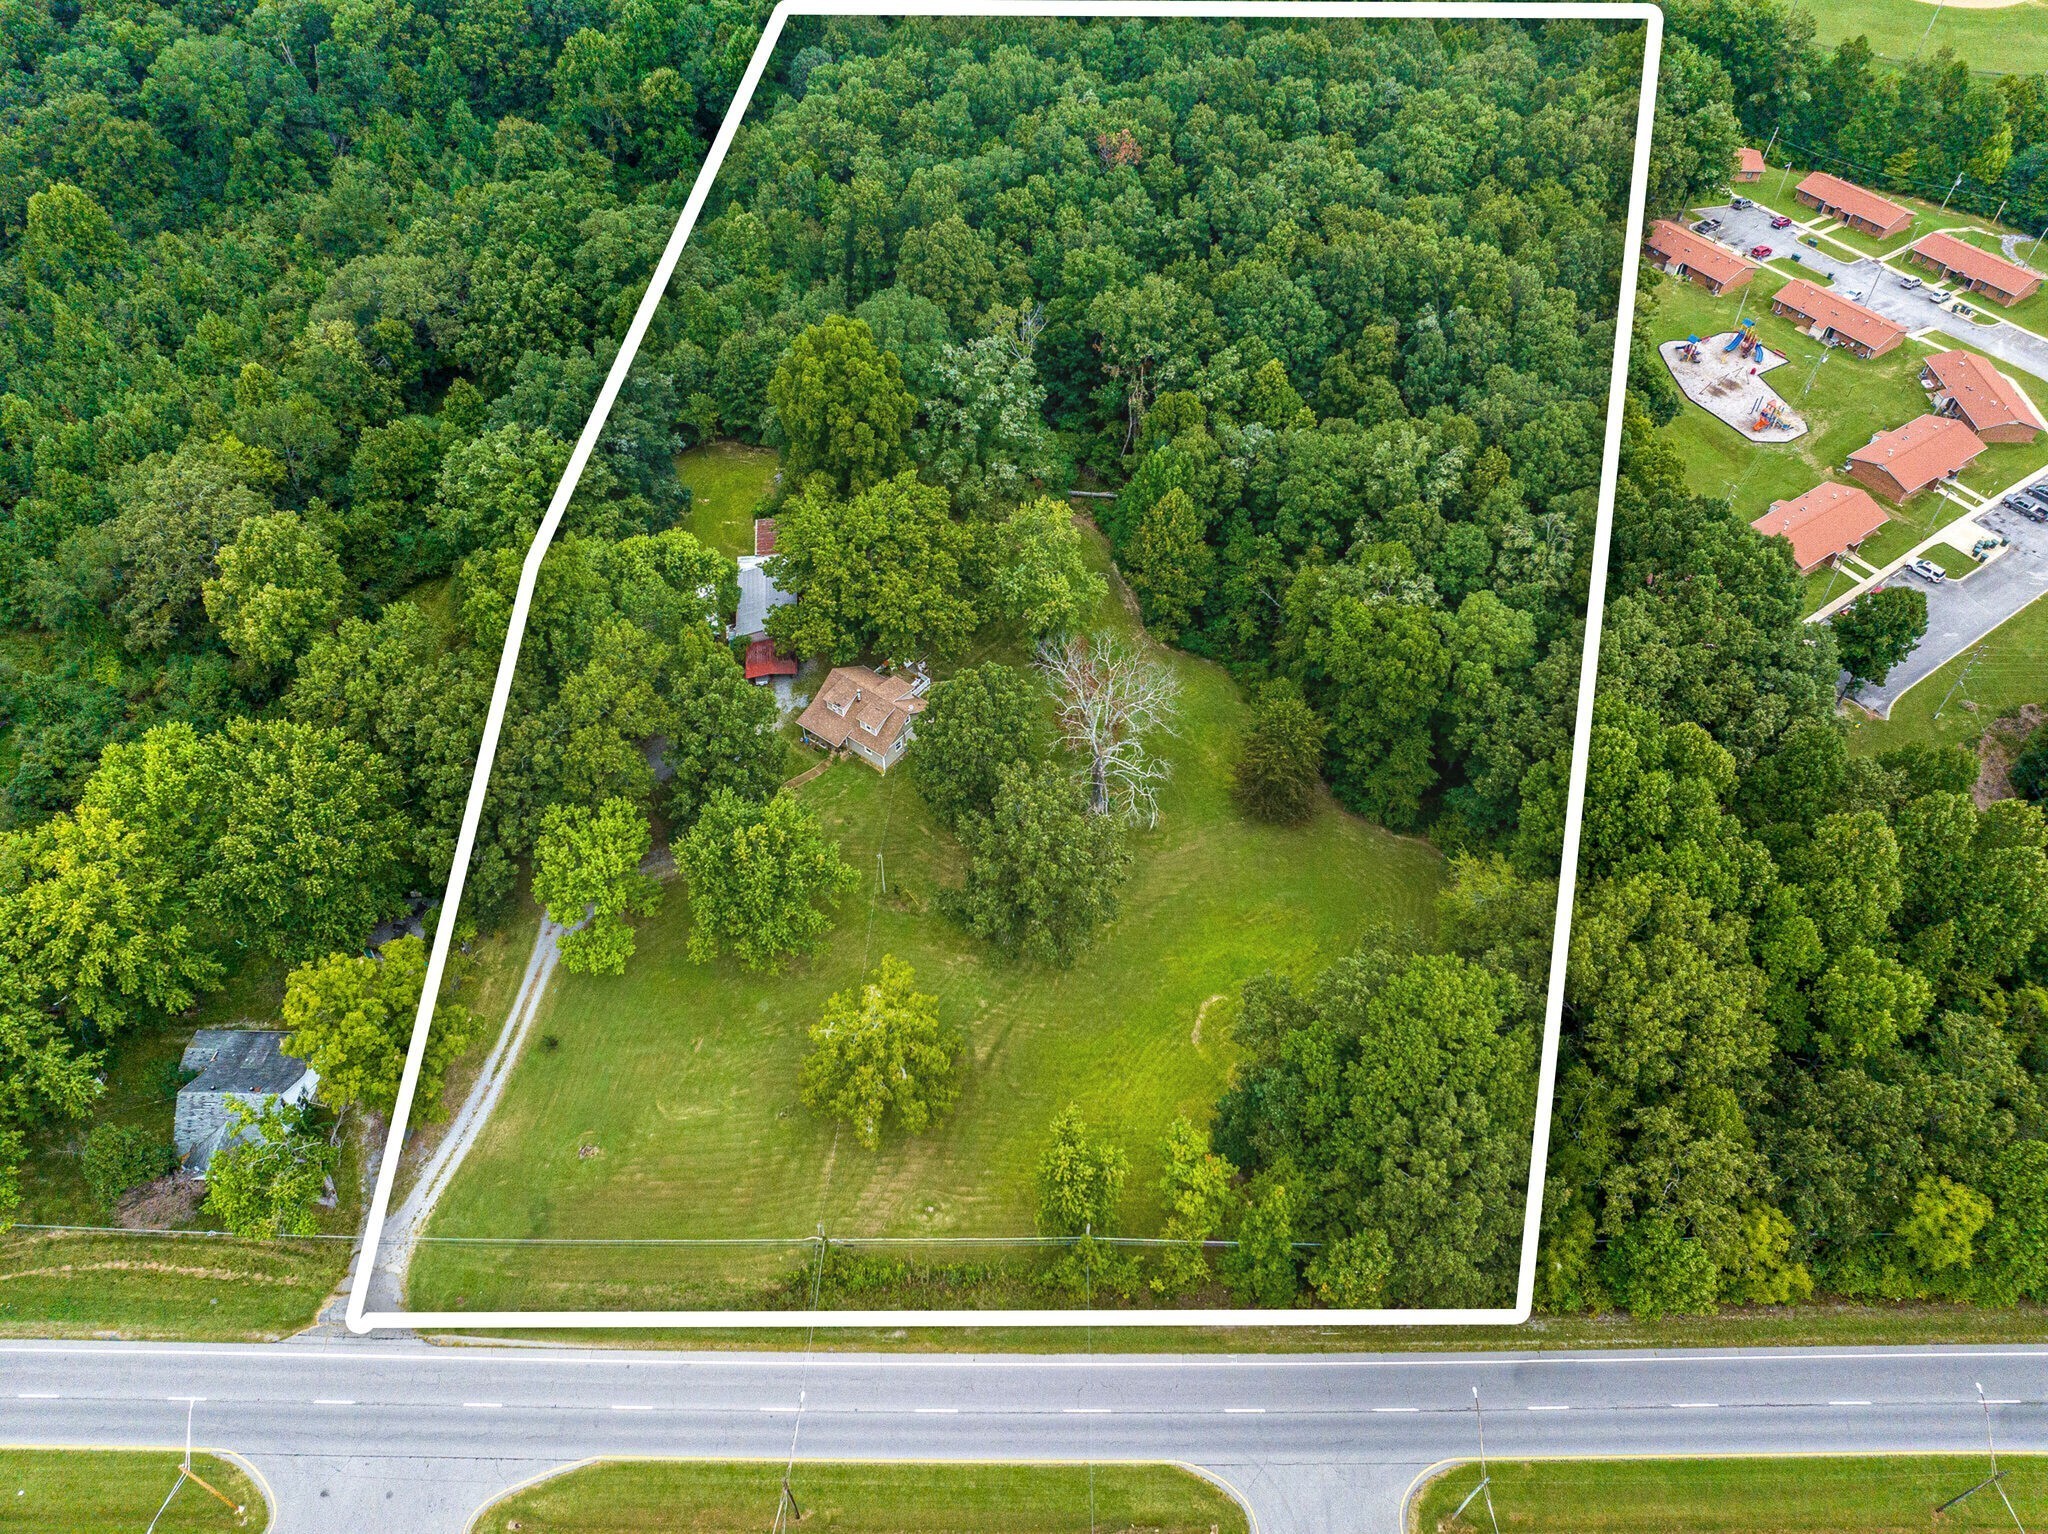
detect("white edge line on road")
[1672,1402,1718,1409]
[1371,1407,1420,1413]
[1223,1407,1266,1414]
[1063,1408,1112,1414]
[312,1399,356,1406]
[347,0,1668,1336]
[611,1404,656,1411]
[1828,1400,1872,1406]
[1527,1404,1569,1411]
[914,1407,959,1414]
[463,1402,503,1409]
[15,1393,57,1399]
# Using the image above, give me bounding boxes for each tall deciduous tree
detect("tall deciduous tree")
[766,315,917,496]
[202,510,349,669]
[283,936,477,1121]
[663,649,784,829]
[950,760,1130,965]
[1035,1103,1128,1236]
[677,789,859,971]
[991,497,1105,640]
[532,797,662,975]
[1121,486,1212,641]
[203,1101,337,1239]
[1832,586,1927,689]
[765,473,977,661]
[799,955,962,1150]
[910,662,1046,829]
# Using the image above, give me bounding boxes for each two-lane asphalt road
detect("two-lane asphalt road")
[4,1341,2044,1532]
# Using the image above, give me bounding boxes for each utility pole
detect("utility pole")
[1801,345,1830,399]
[2030,222,2048,264]
[1918,0,1949,50]
[1992,198,2007,229]
[1932,1383,2029,1533]
[1447,1388,1503,1534]
[1933,642,1985,722]
[1941,171,1964,213]
[1763,125,1780,162]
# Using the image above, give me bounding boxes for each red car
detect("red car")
[1749,243,1773,259]
[1770,214,1793,229]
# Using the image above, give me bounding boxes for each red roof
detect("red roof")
[1736,147,1766,176]
[1644,219,1758,288]
[1796,171,1910,232]
[1751,483,1889,572]
[1923,349,2047,436]
[744,637,797,680]
[1771,278,1909,353]
[754,518,778,556]
[1848,414,1987,495]
[1910,231,2043,296]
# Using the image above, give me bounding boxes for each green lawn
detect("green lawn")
[482,1460,1247,1533]
[412,529,1446,1313]
[677,441,779,557]
[0,1450,264,1530]
[1807,0,2048,76]
[1647,271,2048,550]
[1919,541,1978,577]
[1413,1455,2048,1533]
[1846,582,2048,753]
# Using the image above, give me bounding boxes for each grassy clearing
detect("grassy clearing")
[412,527,1445,1312]
[484,1460,1248,1533]
[1846,583,2048,754]
[1647,270,2048,543]
[1413,1455,2048,1533]
[0,1450,264,1531]
[677,441,778,557]
[438,1296,2048,1352]
[1920,541,1978,577]
[0,1228,351,1341]
[1807,0,2048,76]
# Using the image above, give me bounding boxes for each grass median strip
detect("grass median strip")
[482,1460,1249,1533]
[0,1450,263,1531]
[1413,1454,2048,1532]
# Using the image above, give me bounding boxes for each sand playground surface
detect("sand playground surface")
[1661,331,1808,443]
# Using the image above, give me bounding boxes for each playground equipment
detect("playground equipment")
[1724,319,1757,356]
[1679,334,1702,362]
[1751,396,1795,433]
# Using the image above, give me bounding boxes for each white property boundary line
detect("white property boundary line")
[349,0,1665,1334]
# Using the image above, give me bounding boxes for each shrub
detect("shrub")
[81,1123,179,1210]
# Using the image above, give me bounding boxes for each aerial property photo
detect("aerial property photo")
[326,8,1668,1325]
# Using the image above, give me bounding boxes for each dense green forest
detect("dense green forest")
[0,0,2044,1318]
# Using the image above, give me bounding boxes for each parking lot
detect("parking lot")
[1692,199,2048,382]
[1852,484,2048,718]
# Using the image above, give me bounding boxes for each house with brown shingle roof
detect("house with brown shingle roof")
[1921,349,2046,443]
[1751,483,1890,574]
[1769,278,1909,358]
[1794,172,1913,239]
[796,666,928,772]
[1644,220,1757,295]
[1906,231,2044,306]
[1846,415,1987,502]
[1734,146,1765,182]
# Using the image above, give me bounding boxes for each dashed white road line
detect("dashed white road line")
[760,1405,800,1414]
[1527,1404,1569,1412]
[610,1404,654,1412]
[1672,1402,1718,1409]
[914,1407,958,1415]
[463,1402,503,1410]
[16,1393,57,1400]
[1371,1407,1418,1414]
[1224,1407,1266,1414]
[1063,1407,1111,1415]
[313,1399,356,1406]
[1828,1400,1873,1407]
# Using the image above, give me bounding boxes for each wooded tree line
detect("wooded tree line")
[1668,0,2048,230]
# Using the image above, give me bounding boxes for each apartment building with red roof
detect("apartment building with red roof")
[1794,171,1913,239]
[1846,415,1987,502]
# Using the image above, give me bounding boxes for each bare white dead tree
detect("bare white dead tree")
[1036,631,1181,827]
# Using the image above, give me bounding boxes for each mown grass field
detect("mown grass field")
[412,527,1446,1312]
[678,441,778,557]
[483,1460,1248,1533]
[0,1450,265,1530]
[1808,0,2048,77]
[1645,267,2048,611]
[1413,1455,2048,1533]
[1846,580,2048,753]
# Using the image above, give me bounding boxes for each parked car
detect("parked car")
[1926,288,1951,304]
[1731,196,1754,209]
[1908,558,1947,584]
[1899,274,1923,289]
[1749,244,1774,259]
[1770,215,1793,229]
